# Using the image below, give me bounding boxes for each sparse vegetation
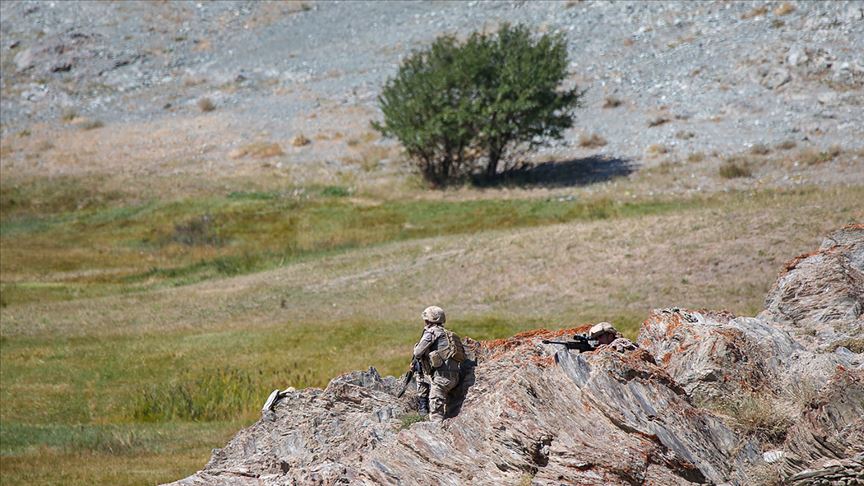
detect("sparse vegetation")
[291,133,311,147]
[719,157,752,178]
[229,142,285,159]
[708,392,793,444]
[603,96,623,108]
[675,130,695,140]
[73,117,104,130]
[60,108,78,121]
[687,152,705,163]
[773,2,796,16]
[578,133,607,148]
[749,144,771,156]
[645,144,668,157]
[833,338,864,354]
[775,140,797,150]
[647,116,670,127]
[374,23,582,186]
[800,145,841,165]
[741,6,769,20]
[399,413,426,429]
[197,97,216,112]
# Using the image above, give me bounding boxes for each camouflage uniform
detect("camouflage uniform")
[413,306,460,421]
[588,322,639,352]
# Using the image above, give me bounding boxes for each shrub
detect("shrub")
[603,96,623,108]
[399,413,426,429]
[711,392,792,444]
[719,158,752,178]
[197,97,216,112]
[72,117,104,130]
[374,23,582,186]
[801,145,841,165]
[578,133,607,148]
[774,2,796,16]
[229,142,285,159]
[645,144,668,157]
[647,116,670,127]
[686,152,705,163]
[749,144,771,155]
[776,140,797,150]
[291,134,311,147]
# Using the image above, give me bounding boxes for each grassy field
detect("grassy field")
[1,167,862,485]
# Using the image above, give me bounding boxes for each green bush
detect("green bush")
[374,24,582,186]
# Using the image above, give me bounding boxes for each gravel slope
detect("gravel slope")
[1,0,862,174]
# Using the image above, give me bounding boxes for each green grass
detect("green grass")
[2,176,862,485]
[0,313,545,485]
[1,188,705,305]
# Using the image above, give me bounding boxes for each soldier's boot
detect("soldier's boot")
[428,396,446,421]
[417,396,430,416]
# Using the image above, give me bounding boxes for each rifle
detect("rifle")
[541,333,598,353]
[396,358,421,398]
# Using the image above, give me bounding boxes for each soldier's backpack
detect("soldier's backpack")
[443,330,466,363]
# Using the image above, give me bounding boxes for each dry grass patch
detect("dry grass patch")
[719,157,752,178]
[229,142,285,159]
[60,108,78,122]
[775,140,797,151]
[686,152,705,163]
[578,133,607,148]
[197,97,216,112]
[645,144,668,157]
[71,118,104,131]
[708,391,793,445]
[342,145,397,172]
[741,5,769,19]
[749,144,771,156]
[773,2,796,16]
[800,145,841,165]
[647,116,670,127]
[603,96,623,108]
[291,134,311,147]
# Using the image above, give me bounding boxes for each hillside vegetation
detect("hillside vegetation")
[1,1,863,484]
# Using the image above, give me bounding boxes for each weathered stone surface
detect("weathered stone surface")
[167,227,864,486]
[781,368,864,481]
[169,329,760,486]
[760,224,864,350]
[637,308,857,402]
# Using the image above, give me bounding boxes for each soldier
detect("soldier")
[589,322,638,352]
[413,306,462,421]
[588,322,620,345]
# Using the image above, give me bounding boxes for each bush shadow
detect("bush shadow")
[473,155,634,188]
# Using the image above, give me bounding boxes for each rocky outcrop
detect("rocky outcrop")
[168,227,863,486]
[760,224,864,350]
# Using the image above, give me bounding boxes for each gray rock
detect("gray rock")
[760,224,864,350]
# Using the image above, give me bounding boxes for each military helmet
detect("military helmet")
[588,322,616,339]
[421,305,446,324]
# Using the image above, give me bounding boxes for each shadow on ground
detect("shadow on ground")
[474,155,634,188]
